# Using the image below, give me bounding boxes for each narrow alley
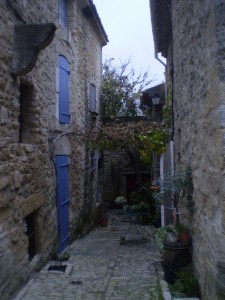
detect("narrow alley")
[11,211,163,300]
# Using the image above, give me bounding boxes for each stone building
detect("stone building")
[0,0,107,299]
[150,0,225,299]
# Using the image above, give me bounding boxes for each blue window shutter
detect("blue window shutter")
[91,151,97,171]
[58,0,67,27]
[59,56,70,124]
[90,84,96,112]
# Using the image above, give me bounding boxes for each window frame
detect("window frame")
[90,83,97,113]
[91,150,97,171]
[58,0,67,27]
[58,55,70,124]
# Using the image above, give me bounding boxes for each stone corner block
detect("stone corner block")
[11,23,56,76]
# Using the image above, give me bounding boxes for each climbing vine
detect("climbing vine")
[87,119,169,162]
[50,118,170,164]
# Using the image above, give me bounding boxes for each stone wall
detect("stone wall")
[103,150,151,206]
[0,0,106,299]
[171,0,225,298]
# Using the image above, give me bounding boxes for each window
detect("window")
[90,84,97,113]
[58,55,70,124]
[58,0,67,27]
[25,212,36,261]
[91,151,97,171]
[19,83,34,143]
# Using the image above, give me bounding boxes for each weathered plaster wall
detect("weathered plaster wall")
[171,0,225,298]
[0,0,104,299]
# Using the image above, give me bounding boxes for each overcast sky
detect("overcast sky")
[93,0,165,88]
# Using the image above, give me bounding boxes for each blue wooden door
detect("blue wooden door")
[56,155,70,253]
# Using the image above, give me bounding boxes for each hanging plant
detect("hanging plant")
[50,119,169,165]
[87,120,169,162]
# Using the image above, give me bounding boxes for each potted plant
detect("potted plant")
[176,223,190,242]
[170,269,201,298]
[128,181,160,225]
[115,196,127,209]
[152,166,194,225]
[154,224,191,284]
[162,249,178,284]
[153,225,178,253]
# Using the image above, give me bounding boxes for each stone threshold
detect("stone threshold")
[40,261,73,275]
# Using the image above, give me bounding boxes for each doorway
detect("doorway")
[56,155,70,253]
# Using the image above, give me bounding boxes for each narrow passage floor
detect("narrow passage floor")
[12,210,163,300]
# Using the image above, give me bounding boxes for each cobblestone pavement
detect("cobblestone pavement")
[11,210,163,300]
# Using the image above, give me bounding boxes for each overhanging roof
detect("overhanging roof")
[149,0,171,58]
[83,0,109,46]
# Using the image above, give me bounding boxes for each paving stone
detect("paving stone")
[11,210,163,300]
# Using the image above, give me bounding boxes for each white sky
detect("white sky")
[93,0,165,88]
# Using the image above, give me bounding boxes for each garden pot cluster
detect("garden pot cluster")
[163,240,192,283]
[153,223,192,284]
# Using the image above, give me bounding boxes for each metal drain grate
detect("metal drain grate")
[40,261,73,275]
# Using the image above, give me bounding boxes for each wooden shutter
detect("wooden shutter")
[58,0,67,27]
[59,55,70,124]
[90,84,96,112]
[91,151,97,171]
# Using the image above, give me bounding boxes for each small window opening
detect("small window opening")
[91,151,97,171]
[19,83,34,144]
[25,212,36,261]
[178,128,181,163]
[90,84,97,113]
[58,0,67,27]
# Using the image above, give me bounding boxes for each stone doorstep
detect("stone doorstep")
[40,261,73,275]
[160,279,200,300]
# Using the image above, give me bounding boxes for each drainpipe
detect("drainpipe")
[155,51,166,67]
[155,50,167,226]
[155,50,167,97]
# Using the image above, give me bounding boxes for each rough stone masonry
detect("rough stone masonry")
[0,1,107,299]
[171,1,225,299]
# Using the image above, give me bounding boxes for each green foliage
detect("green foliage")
[115,196,127,205]
[128,182,158,223]
[57,252,70,261]
[101,58,152,117]
[175,223,189,233]
[170,270,201,298]
[152,283,164,300]
[153,225,178,253]
[88,120,169,162]
[152,166,194,213]
[138,127,169,163]
[129,181,153,205]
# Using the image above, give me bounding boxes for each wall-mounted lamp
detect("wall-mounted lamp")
[152,95,160,105]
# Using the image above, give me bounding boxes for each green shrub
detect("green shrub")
[153,225,178,253]
[175,223,189,233]
[129,181,160,224]
[170,270,201,298]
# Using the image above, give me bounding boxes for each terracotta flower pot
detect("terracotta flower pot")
[150,186,159,191]
[179,231,189,242]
